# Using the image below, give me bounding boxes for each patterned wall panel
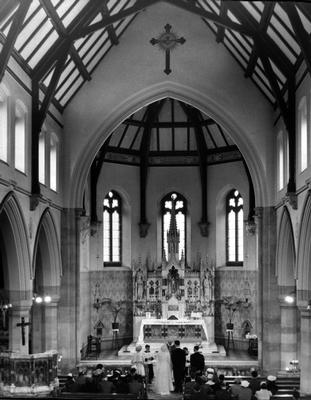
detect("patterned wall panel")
[214,270,257,339]
[90,270,133,339]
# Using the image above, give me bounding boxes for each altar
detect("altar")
[119,195,225,357]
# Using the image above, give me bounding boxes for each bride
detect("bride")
[153,344,174,395]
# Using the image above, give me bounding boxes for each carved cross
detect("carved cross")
[16,317,31,346]
[150,24,186,75]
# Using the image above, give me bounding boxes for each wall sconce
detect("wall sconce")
[284,292,295,304]
[307,299,311,311]
[32,294,52,304]
[0,299,12,329]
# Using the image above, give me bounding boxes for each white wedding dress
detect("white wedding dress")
[153,344,174,395]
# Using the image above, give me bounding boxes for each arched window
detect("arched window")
[39,129,46,184]
[161,192,186,261]
[50,133,58,191]
[0,87,8,162]
[14,101,26,172]
[226,189,243,265]
[298,97,308,172]
[103,191,122,265]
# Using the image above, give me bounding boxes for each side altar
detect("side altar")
[119,195,224,357]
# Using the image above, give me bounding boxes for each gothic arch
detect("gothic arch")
[276,206,296,286]
[297,192,311,299]
[0,192,31,296]
[33,208,62,292]
[70,82,267,212]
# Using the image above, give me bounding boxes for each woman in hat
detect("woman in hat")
[267,375,278,395]
[239,380,253,400]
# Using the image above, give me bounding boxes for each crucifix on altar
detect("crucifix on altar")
[16,317,31,346]
[150,24,186,75]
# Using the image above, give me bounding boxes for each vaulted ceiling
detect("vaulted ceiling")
[1,0,311,125]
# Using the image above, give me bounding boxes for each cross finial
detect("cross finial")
[150,24,186,74]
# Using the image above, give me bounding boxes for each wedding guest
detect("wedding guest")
[239,380,253,400]
[255,382,272,400]
[249,369,262,395]
[98,373,115,394]
[266,375,278,395]
[230,378,242,398]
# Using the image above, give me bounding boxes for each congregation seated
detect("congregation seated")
[61,365,145,397]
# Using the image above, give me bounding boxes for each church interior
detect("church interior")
[0,0,311,397]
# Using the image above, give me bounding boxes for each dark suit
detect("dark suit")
[171,347,186,392]
[190,351,205,375]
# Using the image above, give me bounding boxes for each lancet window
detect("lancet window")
[226,189,244,265]
[103,191,122,265]
[161,192,186,261]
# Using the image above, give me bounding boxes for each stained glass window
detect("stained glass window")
[103,191,121,265]
[0,88,8,162]
[226,189,243,265]
[161,192,186,262]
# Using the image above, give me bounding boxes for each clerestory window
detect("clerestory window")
[103,191,122,266]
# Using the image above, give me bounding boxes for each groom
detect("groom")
[170,340,186,393]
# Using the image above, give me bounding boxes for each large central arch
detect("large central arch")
[69,82,269,210]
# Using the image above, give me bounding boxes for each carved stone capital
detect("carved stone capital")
[30,193,41,211]
[285,192,297,210]
[139,222,150,238]
[198,221,209,237]
[245,219,256,235]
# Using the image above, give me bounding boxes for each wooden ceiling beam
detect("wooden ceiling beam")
[139,100,165,236]
[39,0,91,81]
[0,0,31,83]
[258,49,289,131]
[216,1,228,43]
[282,2,311,78]
[164,0,252,37]
[0,0,19,26]
[226,1,292,78]
[75,0,161,39]
[33,0,104,80]
[100,3,119,46]
[37,43,70,132]
[123,119,214,128]
[245,2,275,78]
[179,101,209,236]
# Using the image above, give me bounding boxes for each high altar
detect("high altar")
[120,196,223,356]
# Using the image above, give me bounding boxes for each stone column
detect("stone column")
[279,299,298,370]
[10,301,32,353]
[299,308,311,394]
[255,207,280,373]
[43,300,59,351]
[58,208,81,372]
[254,207,263,367]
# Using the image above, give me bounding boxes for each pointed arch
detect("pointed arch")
[33,208,62,291]
[276,206,296,286]
[0,192,31,295]
[297,192,311,298]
